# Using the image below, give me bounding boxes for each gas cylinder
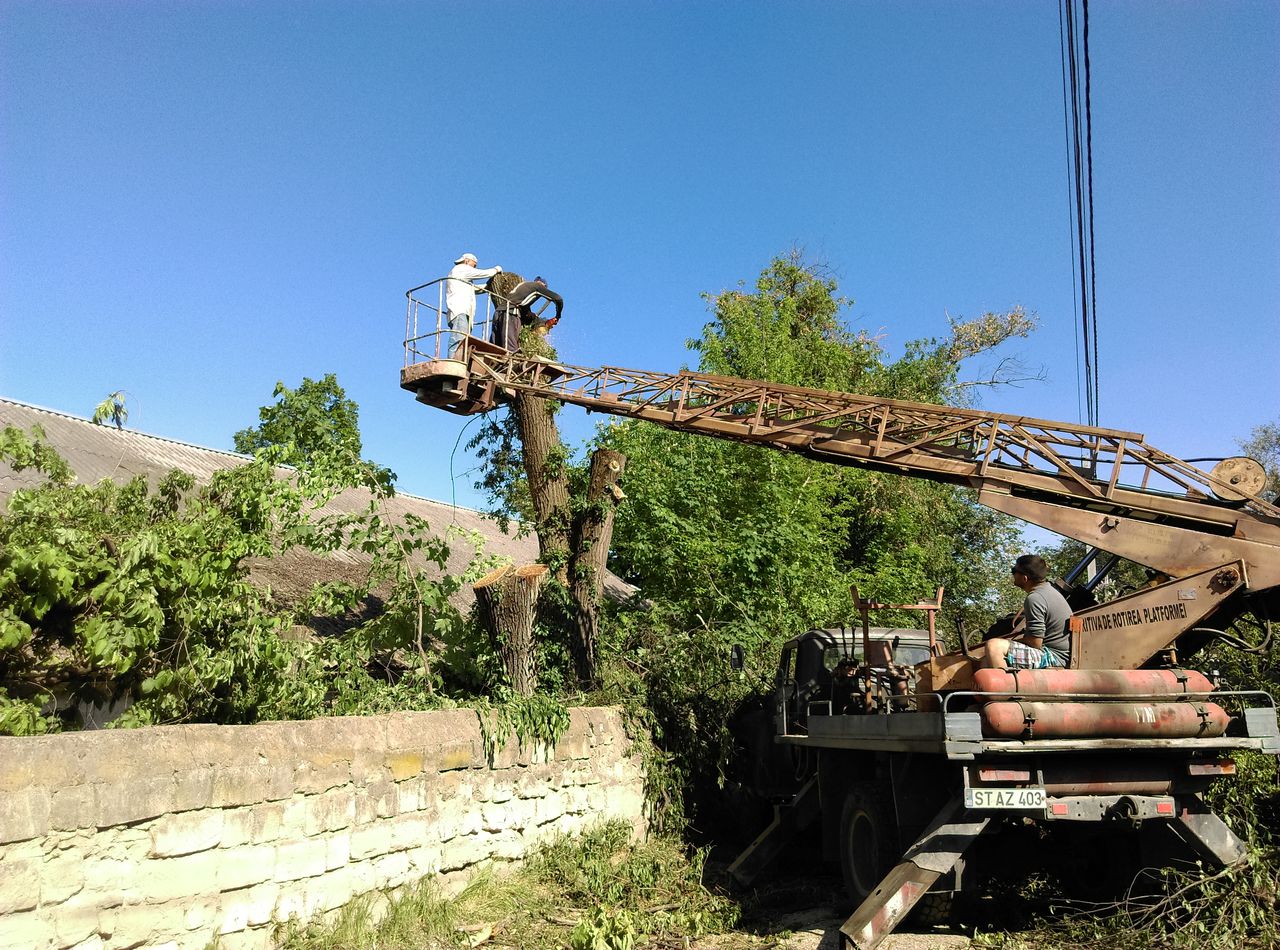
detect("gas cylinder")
[980,700,1230,740]
[973,668,1214,700]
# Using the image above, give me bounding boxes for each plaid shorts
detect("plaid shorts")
[1004,641,1067,670]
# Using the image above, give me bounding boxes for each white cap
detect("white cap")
[454,252,478,264]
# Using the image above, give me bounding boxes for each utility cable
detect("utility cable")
[1058,0,1085,426]
[1083,0,1100,424]
[1059,0,1100,430]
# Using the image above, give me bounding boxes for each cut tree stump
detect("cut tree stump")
[474,563,548,696]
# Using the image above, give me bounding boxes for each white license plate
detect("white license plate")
[964,787,1047,810]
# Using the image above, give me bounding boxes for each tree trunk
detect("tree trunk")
[512,392,572,580]
[567,448,628,688]
[473,563,547,696]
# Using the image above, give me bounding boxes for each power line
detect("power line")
[1057,0,1084,426]
[1059,0,1100,429]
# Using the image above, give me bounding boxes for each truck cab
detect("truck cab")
[775,627,933,735]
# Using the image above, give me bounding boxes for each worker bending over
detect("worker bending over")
[490,275,565,352]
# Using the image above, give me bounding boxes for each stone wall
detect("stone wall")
[0,707,645,950]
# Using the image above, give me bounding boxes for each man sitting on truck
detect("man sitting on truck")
[982,554,1072,670]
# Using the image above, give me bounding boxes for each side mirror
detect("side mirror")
[729,644,746,671]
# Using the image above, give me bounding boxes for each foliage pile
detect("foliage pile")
[276,821,741,950]
[0,376,491,734]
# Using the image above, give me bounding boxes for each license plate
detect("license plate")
[964,787,1046,810]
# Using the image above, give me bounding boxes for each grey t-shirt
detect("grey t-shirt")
[1024,582,1073,662]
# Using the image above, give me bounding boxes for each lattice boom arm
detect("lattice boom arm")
[401,348,1280,589]
[475,354,1278,518]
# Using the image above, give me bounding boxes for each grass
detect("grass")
[274,821,743,950]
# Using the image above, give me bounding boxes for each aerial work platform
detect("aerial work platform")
[401,276,568,414]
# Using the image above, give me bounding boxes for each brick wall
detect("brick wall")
[0,707,646,950]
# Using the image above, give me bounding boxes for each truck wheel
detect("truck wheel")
[911,891,954,925]
[838,783,899,906]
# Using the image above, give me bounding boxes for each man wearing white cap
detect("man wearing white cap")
[445,252,502,357]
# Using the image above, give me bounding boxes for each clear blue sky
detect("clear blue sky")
[3,1,1277,511]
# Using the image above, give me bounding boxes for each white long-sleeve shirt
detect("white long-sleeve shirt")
[445,262,501,318]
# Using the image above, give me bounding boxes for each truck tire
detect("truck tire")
[911,891,954,925]
[838,782,898,906]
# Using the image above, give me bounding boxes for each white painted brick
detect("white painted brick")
[480,801,514,832]
[149,809,224,857]
[51,893,99,948]
[302,790,354,836]
[489,829,526,861]
[354,780,396,823]
[82,856,138,907]
[303,867,359,913]
[325,833,350,871]
[0,911,55,950]
[217,882,280,933]
[439,832,496,872]
[406,844,441,878]
[0,857,40,913]
[349,822,392,860]
[274,837,328,882]
[217,843,276,890]
[41,847,85,904]
[139,850,221,903]
[395,779,425,814]
[0,706,646,950]
[278,796,308,838]
[516,775,549,800]
[389,814,432,853]
[183,896,219,931]
[535,790,567,824]
[372,850,411,887]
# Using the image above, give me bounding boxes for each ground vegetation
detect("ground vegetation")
[277,821,751,950]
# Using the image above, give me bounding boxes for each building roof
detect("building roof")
[0,397,636,614]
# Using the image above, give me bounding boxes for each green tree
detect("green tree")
[591,252,1028,830]
[233,373,393,494]
[605,251,1026,638]
[1240,419,1280,499]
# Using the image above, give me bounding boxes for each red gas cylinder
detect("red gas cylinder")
[980,700,1230,740]
[974,668,1214,700]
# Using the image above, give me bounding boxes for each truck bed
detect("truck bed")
[785,706,1280,759]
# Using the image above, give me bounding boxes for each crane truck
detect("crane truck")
[399,283,1279,950]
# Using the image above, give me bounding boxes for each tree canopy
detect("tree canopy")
[602,251,1027,641]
